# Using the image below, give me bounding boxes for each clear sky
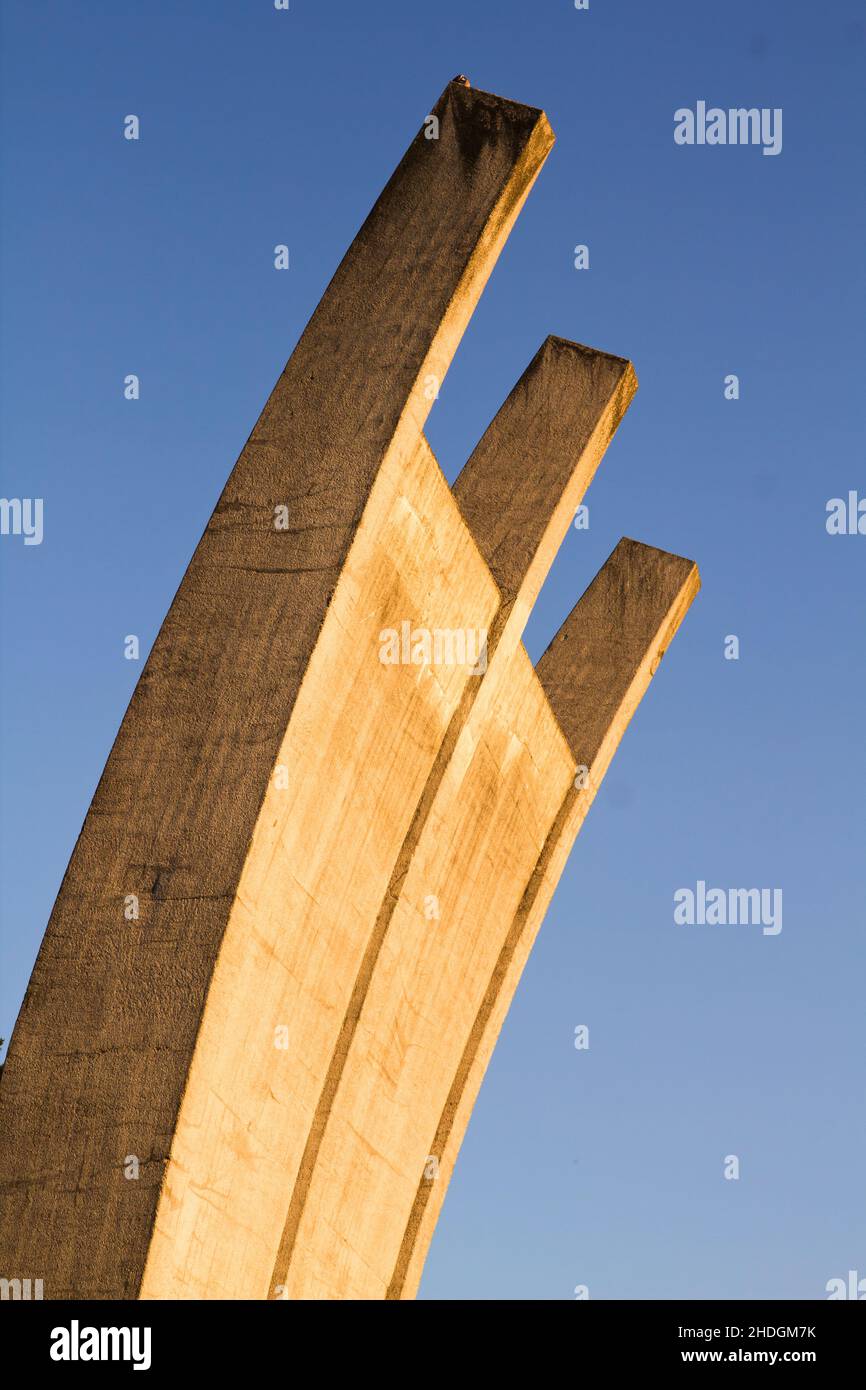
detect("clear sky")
[1,0,863,1300]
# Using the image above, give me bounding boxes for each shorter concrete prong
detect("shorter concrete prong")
[386,536,699,1300]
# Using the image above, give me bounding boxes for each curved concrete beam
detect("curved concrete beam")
[0,78,694,1304]
[268,539,699,1300]
[0,80,554,1299]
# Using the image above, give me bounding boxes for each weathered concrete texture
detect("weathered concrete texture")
[453,336,636,632]
[0,80,555,1299]
[269,538,698,1300]
[139,335,635,1300]
[261,342,636,1299]
[389,539,700,1299]
[0,76,699,1304]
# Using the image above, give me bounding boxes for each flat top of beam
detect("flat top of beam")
[538,536,699,766]
[452,336,635,610]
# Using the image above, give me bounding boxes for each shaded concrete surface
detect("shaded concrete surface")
[0,79,698,1302]
[0,79,552,1300]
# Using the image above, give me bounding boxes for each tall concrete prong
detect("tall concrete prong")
[0,80,554,1301]
[0,77,697,1305]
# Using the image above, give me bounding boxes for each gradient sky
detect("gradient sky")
[1,0,864,1300]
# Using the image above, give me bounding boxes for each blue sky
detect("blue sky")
[1,0,864,1300]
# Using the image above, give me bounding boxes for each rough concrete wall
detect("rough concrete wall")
[0,80,553,1300]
